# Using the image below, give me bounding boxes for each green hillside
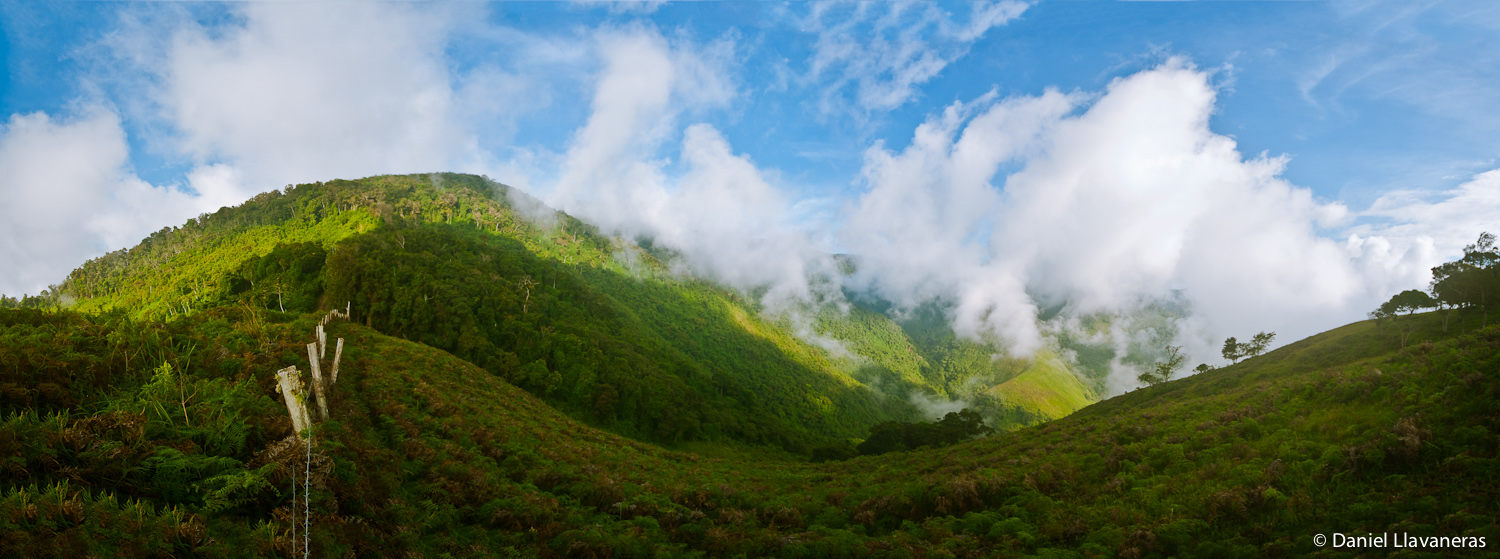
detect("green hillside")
[814,297,1107,429]
[33,174,933,451]
[3,303,1496,557]
[988,351,1094,428]
[34,173,1094,448]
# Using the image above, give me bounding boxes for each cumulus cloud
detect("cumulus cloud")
[998,61,1378,341]
[840,89,1077,353]
[550,28,681,222]
[0,109,250,296]
[548,27,834,307]
[128,2,483,187]
[668,124,838,304]
[550,47,1470,384]
[802,0,1029,115]
[842,59,1445,384]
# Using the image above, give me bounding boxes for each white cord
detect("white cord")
[290,442,297,557]
[304,431,312,558]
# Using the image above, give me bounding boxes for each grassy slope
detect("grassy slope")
[815,299,1100,428]
[7,307,1495,557]
[988,351,1094,425]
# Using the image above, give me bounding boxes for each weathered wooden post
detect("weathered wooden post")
[330,338,344,386]
[275,367,313,439]
[306,343,329,420]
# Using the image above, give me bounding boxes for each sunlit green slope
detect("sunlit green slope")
[988,351,1094,427]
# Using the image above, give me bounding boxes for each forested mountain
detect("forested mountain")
[13,173,1101,451]
[3,173,1496,557]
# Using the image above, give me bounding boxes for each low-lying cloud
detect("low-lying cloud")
[841,59,1450,376]
[547,46,1470,387]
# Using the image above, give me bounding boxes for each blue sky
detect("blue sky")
[4,0,1499,376]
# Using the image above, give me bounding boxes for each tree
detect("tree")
[1246,331,1276,358]
[1460,232,1498,327]
[1425,232,1500,331]
[1222,337,1244,364]
[1138,345,1186,387]
[1222,332,1275,364]
[1389,290,1436,317]
[1373,289,1436,348]
[855,409,994,456]
[1194,363,1214,374]
[1429,261,1469,332]
[516,275,537,314]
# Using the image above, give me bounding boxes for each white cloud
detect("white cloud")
[667,124,836,305]
[841,59,1444,384]
[839,88,1076,353]
[550,28,680,231]
[998,61,1364,320]
[0,109,250,296]
[570,0,668,16]
[146,2,480,187]
[0,110,127,295]
[4,2,497,296]
[802,0,1029,115]
[548,27,835,308]
[1356,169,1500,260]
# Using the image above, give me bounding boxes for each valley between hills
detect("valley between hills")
[2,173,1496,558]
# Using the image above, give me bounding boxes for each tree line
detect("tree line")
[1137,331,1275,387]
[1374,232,1499,346]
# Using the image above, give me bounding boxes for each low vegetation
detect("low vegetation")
[3,303,1496,557]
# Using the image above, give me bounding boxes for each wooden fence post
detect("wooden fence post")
[306,343,329,420]
[330,338,344,386]
[275,367,313,439]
